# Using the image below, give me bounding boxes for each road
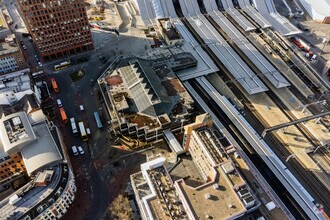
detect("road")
[49,15,151,220]
[3,1,151,218]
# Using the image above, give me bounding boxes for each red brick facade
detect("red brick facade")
[17,0,94,61]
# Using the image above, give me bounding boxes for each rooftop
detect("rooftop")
[100,52,195,133]
[0,111,36,155]
[0,164,69,220]
[0,70,31,93]
[131,158,187,220]
[174,165,246,220]
[0,111,63,175]
[158,18,182,41]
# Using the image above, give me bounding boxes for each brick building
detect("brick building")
[17,0,94,61]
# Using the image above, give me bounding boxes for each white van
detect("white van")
[56,99,63,107]
[77,146,85,155]
[86,128,91,135]
[71,146,78,156]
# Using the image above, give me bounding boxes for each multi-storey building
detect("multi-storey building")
[131,114,261,220]
[17,0,94,60]
[0,11,27,75]
[0,110,76,220]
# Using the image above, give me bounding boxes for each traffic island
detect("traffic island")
[69,70,86,82]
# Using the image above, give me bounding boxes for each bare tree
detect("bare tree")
[105,194,133,220]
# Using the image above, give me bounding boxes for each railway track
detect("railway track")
[208,8,330,168]
[221,7,330,179]
[189,79,308,219]
[174,3,330,216]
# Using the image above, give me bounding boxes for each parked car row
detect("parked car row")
[71,145,85,156]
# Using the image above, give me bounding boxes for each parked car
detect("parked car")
[79,105,84,111]
[310,54,317,61]
[72,146,78,156]
[38,61,42,67]
[22,45,27,50]
[86,128,91,135]
[56,99,63,107]
[77,146,85,155]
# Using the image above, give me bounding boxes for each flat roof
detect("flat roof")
[0,112,36,154]
[0,111,63,175]
[175,166,246,220]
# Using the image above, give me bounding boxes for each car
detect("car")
[77,146,84,155]
[28,36,33,42]
[38,61,42,67]
[56,99,63,107]
[79,105,84,111]
[71,146,78,156]
[22,45,27,50]
[14,24,18,28]
[86,128,91,135]
[34,55,39,60]
[310,54,317,61]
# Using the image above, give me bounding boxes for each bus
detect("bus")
[54,60,71,71]
[59,108,68,124]
[51,78,59,93]
[78,121,88,141]
[93,112,103,129]
[70,118,79,136]
[31,71,45,80]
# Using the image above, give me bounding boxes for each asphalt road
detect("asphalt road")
[3,1,151,218]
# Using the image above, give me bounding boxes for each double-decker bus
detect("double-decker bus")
[78,121,88,141]
[93,112,103,129]
[59,108,68,124]
[51,78,59,93]
[54,60,71,71]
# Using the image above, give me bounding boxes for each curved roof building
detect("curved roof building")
[299,0,330,23]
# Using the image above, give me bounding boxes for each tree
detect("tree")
[105,194,133,220]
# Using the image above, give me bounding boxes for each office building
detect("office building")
[17,0,94,60]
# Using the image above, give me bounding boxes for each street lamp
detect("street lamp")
[285,149,308,163]
[300,100,326,113]
[180,118,185,133]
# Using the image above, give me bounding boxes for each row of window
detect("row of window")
[37,182,76,220]
[0,67,20,74]
[31,24,89,38]
[37,35,90,47]
[31,16,86,28]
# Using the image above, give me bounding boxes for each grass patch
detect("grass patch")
[69,70,86,82]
